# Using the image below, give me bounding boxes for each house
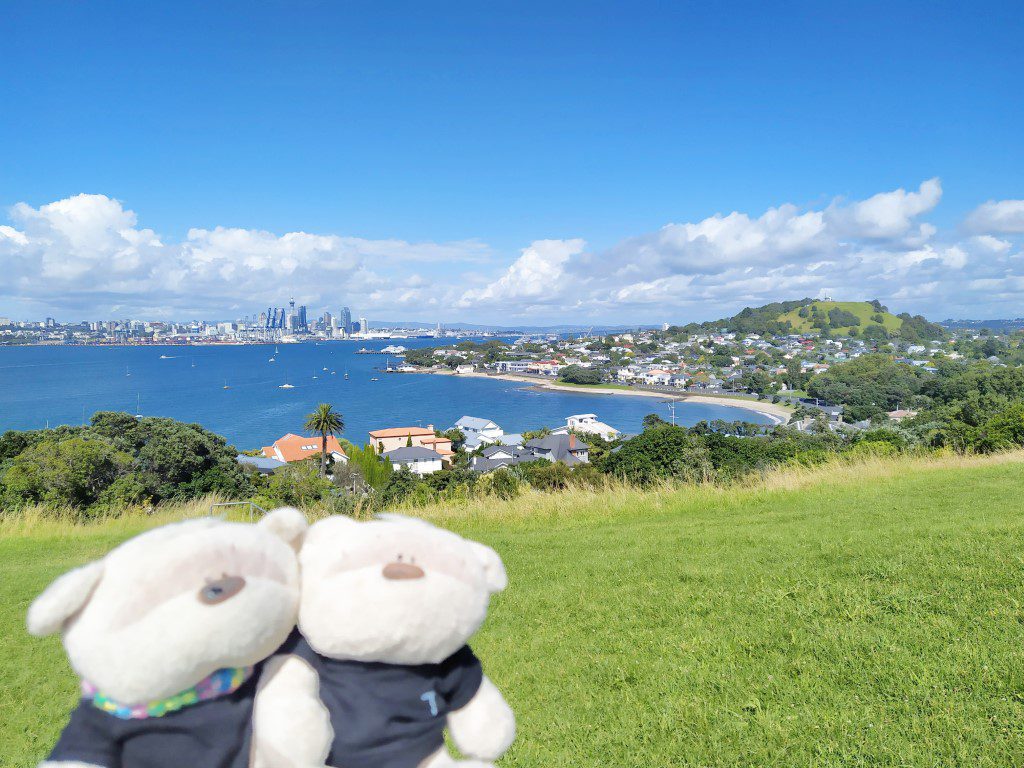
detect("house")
[887,409,919,422]
[553,413,620,441]
[523,434,589,465]
[470,444,535,472]
[420,435,454,457]
[261,433,348,464]
[495,360,531,373]
[383,446,444,475]
[451,416,505,449]
[368,426,437,454]
[454,364,475,374]
[236,454,286,475]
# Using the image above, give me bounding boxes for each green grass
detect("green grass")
[4,453,1024,766]
[778,300,904,335]
[547,380,637,392]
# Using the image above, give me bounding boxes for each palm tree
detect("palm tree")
[304,403,344,478]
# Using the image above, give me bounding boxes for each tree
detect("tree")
[558,365,603,385]
[304,403,344,478]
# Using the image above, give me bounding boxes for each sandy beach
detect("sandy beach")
[420,369,792,423]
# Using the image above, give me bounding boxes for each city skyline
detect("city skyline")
[1,3,1022,323]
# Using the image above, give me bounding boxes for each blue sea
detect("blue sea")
[0,341,772,449]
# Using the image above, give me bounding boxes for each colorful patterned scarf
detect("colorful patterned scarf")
[81,666,254,719]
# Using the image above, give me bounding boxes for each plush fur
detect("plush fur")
[30,508,308,768]
[265,514,515,768]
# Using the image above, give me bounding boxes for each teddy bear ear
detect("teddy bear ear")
[470,542,508,594]
[258,507,309,551]
[27,560,104,637]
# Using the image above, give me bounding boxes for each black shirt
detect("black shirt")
[286,634,483,768]
[47,671,260,768]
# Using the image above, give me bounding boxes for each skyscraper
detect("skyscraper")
[341,306,352,334]
[359,316,368,334]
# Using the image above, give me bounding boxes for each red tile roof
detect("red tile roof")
[263,433,347,463]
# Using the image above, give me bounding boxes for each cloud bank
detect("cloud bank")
[2,183,1023,323]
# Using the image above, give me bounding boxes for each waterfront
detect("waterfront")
[0,341,774,449]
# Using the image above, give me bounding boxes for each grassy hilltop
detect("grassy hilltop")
[778,300,904,335]
[4,452,1024,767]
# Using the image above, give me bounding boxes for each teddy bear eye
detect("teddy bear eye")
[198,575,246,605]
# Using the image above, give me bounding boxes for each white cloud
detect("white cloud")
[0,194,489,318]
[4,181,1024,323]
[458,239,585,306]
[965,199,1024,234]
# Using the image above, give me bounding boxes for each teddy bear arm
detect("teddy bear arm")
[446,676,515,761]
[252,654,333,768]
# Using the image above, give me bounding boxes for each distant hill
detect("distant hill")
[680,299,945,341]
[941,318,1024,333]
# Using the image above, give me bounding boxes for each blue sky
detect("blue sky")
[1,1,1022,324]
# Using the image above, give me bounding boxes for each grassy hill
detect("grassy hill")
[778,300,904,335]
[4,452,1024,766]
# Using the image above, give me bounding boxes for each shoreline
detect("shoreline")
[421,369,791,423]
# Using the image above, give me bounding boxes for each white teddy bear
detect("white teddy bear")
[28,508,320,768]
[261,514,516,768]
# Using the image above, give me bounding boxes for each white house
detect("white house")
[448,415,497,447]
[553,413,621,441]
[382,446,444,475]
[454,364,475,374]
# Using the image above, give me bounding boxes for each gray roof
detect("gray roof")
[383,446,444,461]
[480,445,531,459]
[524,434,589,464]
[236,454,286,473]
[453,415,499,431]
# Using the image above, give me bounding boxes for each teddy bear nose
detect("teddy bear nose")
[382,562,425,580]
[198,575,246,604]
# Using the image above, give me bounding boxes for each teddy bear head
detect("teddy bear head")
[27,507,307,705]
[298,514,507,665]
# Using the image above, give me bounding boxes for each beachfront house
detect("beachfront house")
[261,433,348,464]
[368,426,439,454]
[552,413,621,441]
[524,434,589,465]
[495,360,531,373]
[451,416,505,449]
[470,445,534,472]
[454,364,475,374]
[383,446,445,475]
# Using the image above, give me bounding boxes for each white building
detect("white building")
[382,446,444,475]
[553,413,621,441]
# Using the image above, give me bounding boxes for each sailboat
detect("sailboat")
[134,393,143,419]
[278,372,295,389]
[222,379,230,390]
[312,370,319,380]
[343,368,349,379]
[126,366,131,377]
[322,366,329,371]
[191,357,196,368]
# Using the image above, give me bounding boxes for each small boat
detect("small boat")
[278,383,295,389]
[322,366,329,371]
[370,377,379,382]
[269,357,276,362]
[222,379,230,390]
[126,366,131,377]
[159,354,172,359]
[343,369,349,379]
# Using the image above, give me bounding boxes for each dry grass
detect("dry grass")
[3,449,1022,538]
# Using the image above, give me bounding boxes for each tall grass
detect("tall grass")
[5,449,1020,538]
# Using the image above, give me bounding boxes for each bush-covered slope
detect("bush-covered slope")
[3,452,1024,767]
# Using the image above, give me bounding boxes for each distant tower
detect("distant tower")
[359,316,368,333]
[341,306,352,334]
